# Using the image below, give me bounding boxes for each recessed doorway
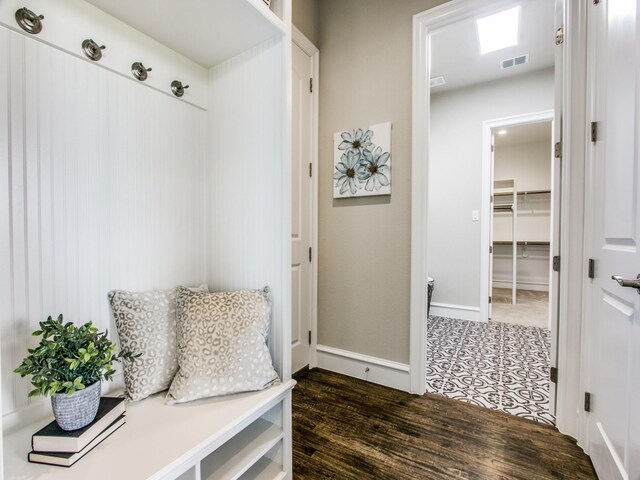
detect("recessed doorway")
[490,119,554,330]
[421,0,558,426]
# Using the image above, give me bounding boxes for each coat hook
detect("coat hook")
[15,7,44,34]
[171,80,189,98]
[131,62,153,81]
[82,39,106,61]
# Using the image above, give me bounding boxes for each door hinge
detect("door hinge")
[308,330,312,345]
[308,246,312,262]
[554,141,562,158]
[553,255,560,272]
[550,366,558,383]
[491,145,495,152]
[591,121,598,142]
[310,77,313,93]
[309,162,313,178]
[588,258,595,279]
[584,392,592,412]
[555,26,564,45]
[489,245,493,254]
[489,296,492,304]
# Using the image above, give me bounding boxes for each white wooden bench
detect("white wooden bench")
[3,380,295,480]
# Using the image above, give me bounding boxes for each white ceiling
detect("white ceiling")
[430,0,555,92]
[494,121,551,147]
[84,0,281,67]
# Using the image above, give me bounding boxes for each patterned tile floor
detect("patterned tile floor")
[426,316,555,425]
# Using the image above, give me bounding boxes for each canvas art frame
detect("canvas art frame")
[333,122,392,198]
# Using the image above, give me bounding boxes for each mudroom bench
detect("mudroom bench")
[3,380,295,480]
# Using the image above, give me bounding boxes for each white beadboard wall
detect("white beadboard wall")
[207,37,289,379]
[0,0,209,109]
[0,27,207,416]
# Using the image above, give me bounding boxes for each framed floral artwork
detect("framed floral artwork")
[333,122,391,198]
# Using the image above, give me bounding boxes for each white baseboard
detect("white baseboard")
[315,345,410,392]
[492,280,549,292]
[429,302,483,322]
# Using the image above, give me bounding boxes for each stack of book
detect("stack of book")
[28,397,126,467]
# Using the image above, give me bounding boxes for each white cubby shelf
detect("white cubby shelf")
[4,381,295,480]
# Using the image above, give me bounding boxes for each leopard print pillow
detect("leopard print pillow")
[108,285,208,402]
[166,286,280,405]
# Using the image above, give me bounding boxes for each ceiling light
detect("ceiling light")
[498,129,507,135]
[476,7,520,55]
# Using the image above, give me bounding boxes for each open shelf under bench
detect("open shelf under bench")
[3,380,295,480]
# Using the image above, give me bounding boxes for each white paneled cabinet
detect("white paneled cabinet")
[0,0,292,477]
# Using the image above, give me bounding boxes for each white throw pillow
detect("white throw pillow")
[166,286,279,405]
[108,284,208,402]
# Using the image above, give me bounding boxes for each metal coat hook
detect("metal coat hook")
[171,80,189,97]
[131,62,152,81]
[82,39,106,61]
[15,7,44,34]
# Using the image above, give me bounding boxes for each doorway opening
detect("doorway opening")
[421,0,558,426]
[489,118,554,330]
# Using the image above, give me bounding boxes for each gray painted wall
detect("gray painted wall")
[317,0,446,364]
[494,140,552,192]
[292,0,319,46]
[428,68,555,309]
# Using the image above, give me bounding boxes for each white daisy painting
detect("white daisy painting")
[333,122,391,198]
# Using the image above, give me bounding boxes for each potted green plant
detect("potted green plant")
[15,314,138,431]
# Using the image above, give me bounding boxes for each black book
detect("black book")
[32,397,125,453]
[28,415,126,467]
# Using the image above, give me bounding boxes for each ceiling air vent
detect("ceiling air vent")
[500,54,529,69]
[430,75,446,87]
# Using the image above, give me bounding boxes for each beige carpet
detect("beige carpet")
[491,288,549,329]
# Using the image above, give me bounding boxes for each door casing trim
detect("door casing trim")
[411,0,588,443]
[480,110,555,324]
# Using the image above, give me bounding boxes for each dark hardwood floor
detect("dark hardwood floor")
[292,369,597,480]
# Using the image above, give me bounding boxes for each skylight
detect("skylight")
[476,7,520,55]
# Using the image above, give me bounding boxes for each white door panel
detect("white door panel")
[548,0,564,416]
[586,0,640,478]
[291,40,313,374]
[489,135,494,319]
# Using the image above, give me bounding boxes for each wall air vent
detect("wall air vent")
[430,75,446,87]
[500,54,529,69]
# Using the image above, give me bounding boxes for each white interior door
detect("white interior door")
[548,0,565,417]
[291,40,313,374]
[489,135,495,319]
[586,0,640,477]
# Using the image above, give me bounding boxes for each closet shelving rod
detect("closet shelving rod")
[493,189,551,197]
[493,240,550,246]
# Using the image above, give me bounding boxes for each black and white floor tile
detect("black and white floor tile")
[426,316,555,425]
